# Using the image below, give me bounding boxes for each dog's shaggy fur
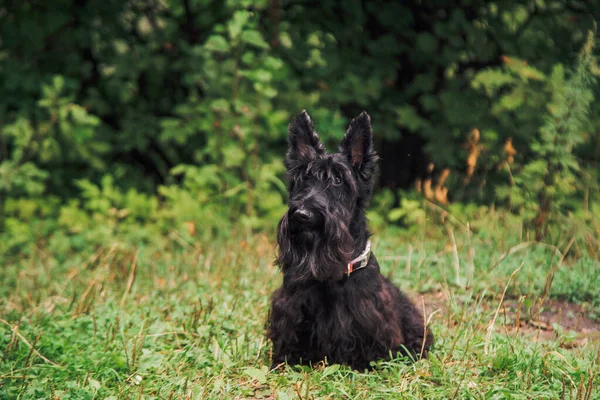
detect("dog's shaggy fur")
[266,111,433,371]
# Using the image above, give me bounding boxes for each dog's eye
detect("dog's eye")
[333,173,342,185]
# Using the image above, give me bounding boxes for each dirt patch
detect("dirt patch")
[417,291,600,346]
[506,298,598,332]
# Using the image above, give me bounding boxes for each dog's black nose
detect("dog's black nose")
[293,208,313,223]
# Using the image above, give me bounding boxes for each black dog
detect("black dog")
[267,110,433,371]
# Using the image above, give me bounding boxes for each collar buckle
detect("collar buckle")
[346,240,371,277]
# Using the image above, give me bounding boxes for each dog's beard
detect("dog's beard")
[276,208,354,282]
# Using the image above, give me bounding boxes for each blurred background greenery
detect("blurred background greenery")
[1,0,600,254]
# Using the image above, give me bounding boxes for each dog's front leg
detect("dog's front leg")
[267,290,313,370]
[269,329,313,370]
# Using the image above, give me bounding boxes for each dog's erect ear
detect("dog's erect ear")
[339,111,378,178]
[285,110,325,168]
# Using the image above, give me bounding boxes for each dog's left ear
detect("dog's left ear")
[340,111,378,178]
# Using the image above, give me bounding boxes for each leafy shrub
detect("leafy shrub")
[478,32,599,240]
[1,2,599,250]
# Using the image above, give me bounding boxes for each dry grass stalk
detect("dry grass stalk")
[504,137,517,164]
[434,168,450,205]
[464,128,481,184]
[423,163,434,201]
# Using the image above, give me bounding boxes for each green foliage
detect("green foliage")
[0,1,599,247]
[0,5,595,202]
[483,33,599,239]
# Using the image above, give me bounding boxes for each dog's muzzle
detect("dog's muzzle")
[289,206,323,231]
[293,208,313,223]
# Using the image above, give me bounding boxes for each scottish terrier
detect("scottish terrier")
[266,110,434,371]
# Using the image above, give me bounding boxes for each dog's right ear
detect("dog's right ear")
[285,110,324,168]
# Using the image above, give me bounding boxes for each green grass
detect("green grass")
[1,219,599,399]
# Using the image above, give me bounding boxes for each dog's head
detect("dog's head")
[276,110,378,282]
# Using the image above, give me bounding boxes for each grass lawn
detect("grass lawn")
[1,216,599,399]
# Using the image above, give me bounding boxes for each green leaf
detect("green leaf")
[228,11,251,39]
[243,366,267,384]
[277,391,292,400]
[264,56,283,70]
[493,87,525,113]
[210,99,230,113]
[471,69,516,96]
[241,30,269,49]
[243,69,272,83]
[222,144,245,167]
[52,75,65,91]
[279,32,293,48]
[205,35,230,52]
[388,208,406,222]
[321,364,340,377]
